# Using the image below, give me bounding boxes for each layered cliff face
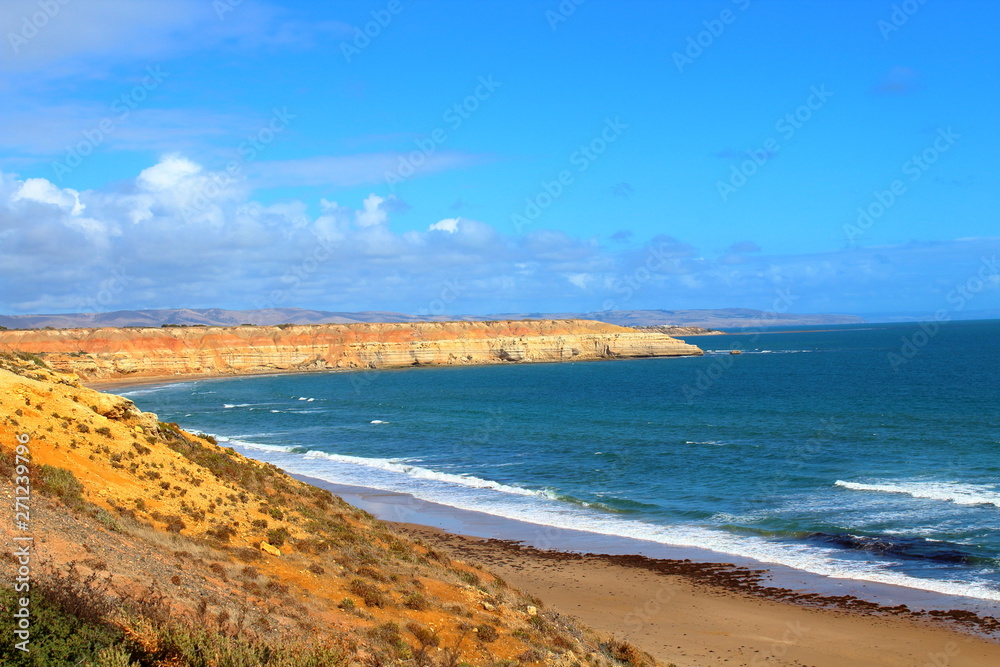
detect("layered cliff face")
[0,319,701,381]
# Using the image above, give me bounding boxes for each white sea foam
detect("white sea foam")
[299,450,558,499]
[217,439,1000,603]
[216,435,293,453]
[371,420,388,424]
[835,480,1000,509]
[119,383,195,397]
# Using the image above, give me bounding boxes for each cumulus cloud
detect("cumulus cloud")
[354,194,388,228]
[14,178,84,215]
[429,218,460,233]
[0,156,997,317]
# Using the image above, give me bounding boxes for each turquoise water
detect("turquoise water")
[122,320,1000,603]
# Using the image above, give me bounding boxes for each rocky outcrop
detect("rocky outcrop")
[0,319,702,381]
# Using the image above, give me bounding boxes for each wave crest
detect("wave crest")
[835,480,1000,508]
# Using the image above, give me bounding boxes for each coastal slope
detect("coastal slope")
[0,319,701,382]
[0,352,654,666]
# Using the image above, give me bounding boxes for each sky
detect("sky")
[0,0,997,319]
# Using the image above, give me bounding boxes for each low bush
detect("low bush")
[349,579,387,608]
[36,465,86,509]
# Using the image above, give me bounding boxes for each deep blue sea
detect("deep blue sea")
[121,320,1000,604]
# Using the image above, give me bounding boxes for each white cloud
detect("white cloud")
[137,154,202,191]
[0,157,998,316]
[429,218,460,233]
[356,194,388,228]
[14,178,84,215]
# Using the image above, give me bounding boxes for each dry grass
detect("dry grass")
[0,354,660,666]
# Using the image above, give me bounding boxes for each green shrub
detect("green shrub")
[266,526,290,547]
[36,465,85,509]
[0,571,128,666]
[92,508,122,533]
[457,570,480,586]
[367,622,410,659]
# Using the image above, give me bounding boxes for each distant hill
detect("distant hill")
[0,307,864,330]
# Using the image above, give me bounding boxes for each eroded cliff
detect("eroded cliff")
[0,319,701,381]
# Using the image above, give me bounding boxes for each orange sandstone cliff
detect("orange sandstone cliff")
[0,319,701,382]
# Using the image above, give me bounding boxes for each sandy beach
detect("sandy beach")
[282,476,1000,666]
[395,523,1000,667]
[84,370,295,391]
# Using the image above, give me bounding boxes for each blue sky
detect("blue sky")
[0,0,997,318]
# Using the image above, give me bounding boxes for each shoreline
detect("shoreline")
[394,524,1000,667]
[86,369,310,391]
[290,477,1000,666]
[106,375,1000,664]
[293,476,1000,616]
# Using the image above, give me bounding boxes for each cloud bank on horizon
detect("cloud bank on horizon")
[0,0,997,318]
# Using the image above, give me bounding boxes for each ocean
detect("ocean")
[120,320,1000,609]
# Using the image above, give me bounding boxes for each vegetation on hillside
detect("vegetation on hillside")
[0,352,656,666]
